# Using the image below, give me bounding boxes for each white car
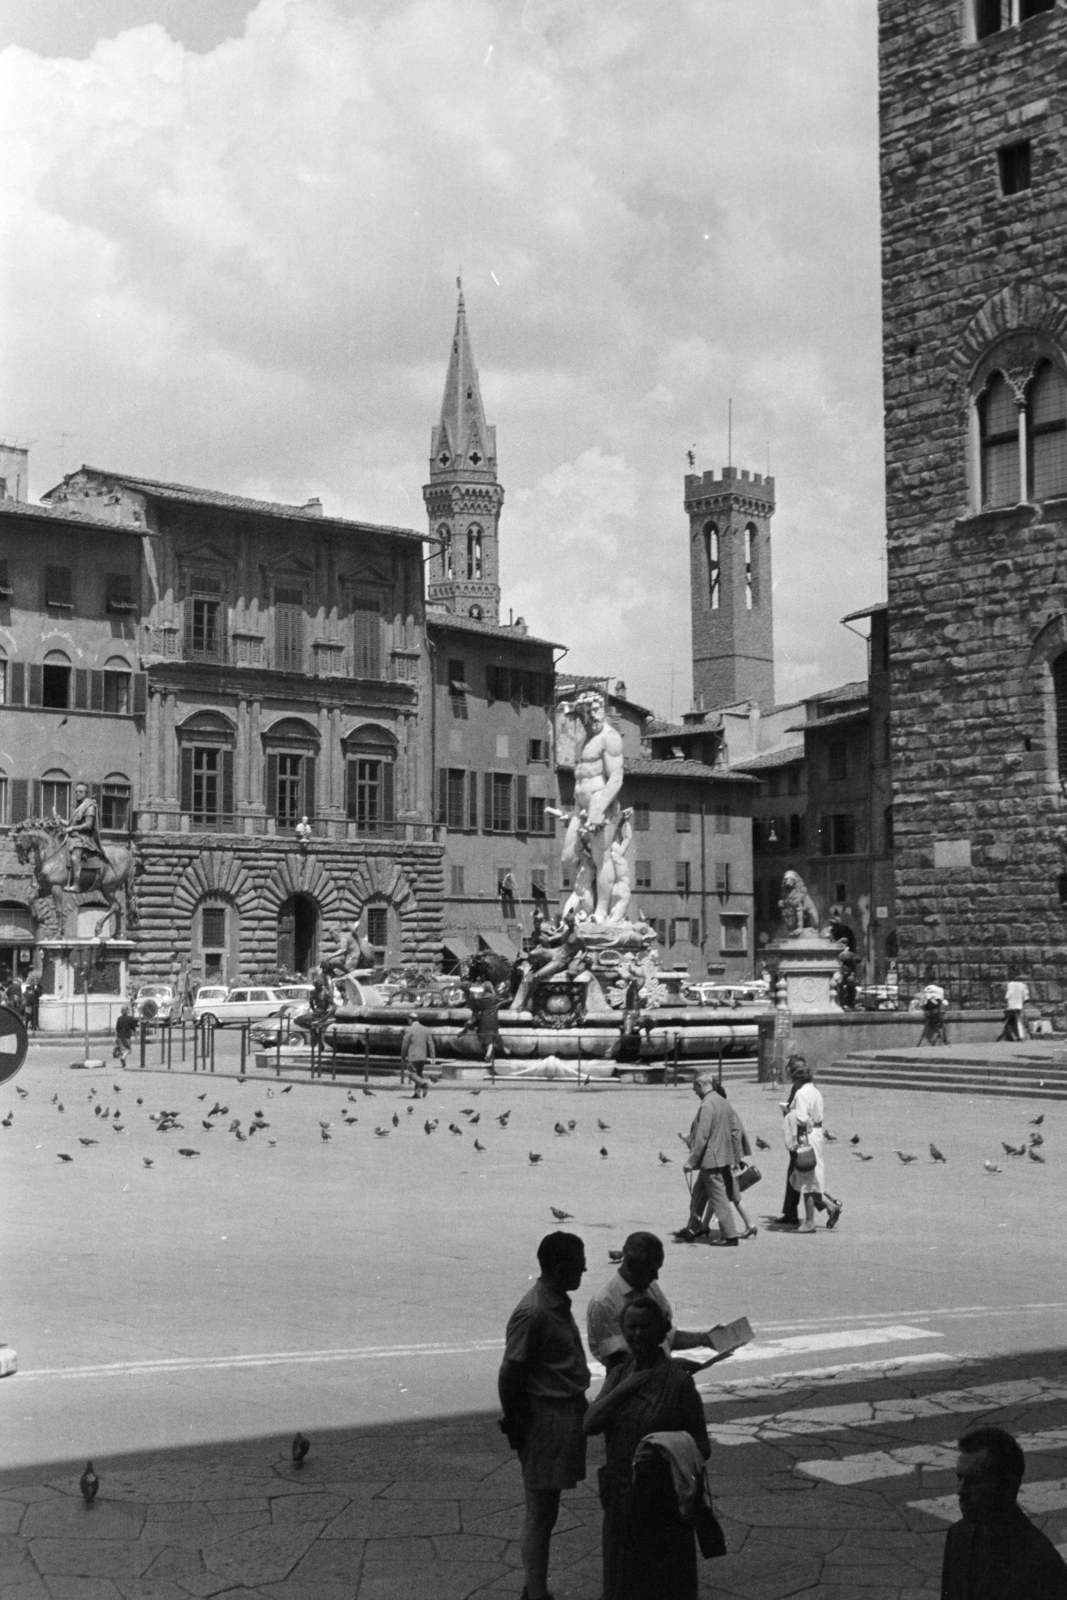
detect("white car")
[134,984,176,1023]
[686,982,771,1009]
[191,985,229,1022]
[193,986,291,1028]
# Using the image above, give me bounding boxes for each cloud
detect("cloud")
[0,0,882,711]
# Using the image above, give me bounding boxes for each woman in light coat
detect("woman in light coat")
[782,1065,842,1232]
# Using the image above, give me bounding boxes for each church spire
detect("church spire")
[424,286,504,623]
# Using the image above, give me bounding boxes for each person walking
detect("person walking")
[400,1011,435,1097]
[674,1073,742,1246]
[498,1232,590,1600]
[997,975,1030,1042]
[586,1232,733,1370]
[23,974,42,1032]
[770,1055,806,1229]
[584,1295,711,1600]
[704,1083,758,1240]
[942,1427,1067,1597]
[113,1005,137,1063]
[784,1061,842,1232]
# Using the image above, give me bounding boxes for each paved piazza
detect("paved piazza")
[2,1045,1067,1596]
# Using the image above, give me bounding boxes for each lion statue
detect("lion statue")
[779,870,819,934]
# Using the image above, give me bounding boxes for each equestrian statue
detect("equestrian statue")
[13,782,141,938]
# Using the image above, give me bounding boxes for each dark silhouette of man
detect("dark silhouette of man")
[941,1426,1067,1599]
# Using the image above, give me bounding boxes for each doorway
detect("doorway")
[277,894,318,974]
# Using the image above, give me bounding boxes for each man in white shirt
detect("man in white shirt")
[586,1231,729,1370]
[999,977,1030,1042]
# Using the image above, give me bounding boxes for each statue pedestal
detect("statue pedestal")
[37,939,134,1034]
[765,929,841,1014]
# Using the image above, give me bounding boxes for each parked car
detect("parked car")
[685,981,771,1009]
[191,985,230,1022]
[193,986,293,1028]
[134,983,176,1023]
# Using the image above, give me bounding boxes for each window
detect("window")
[450,865,465,895]
[443,768,467,830]
[346,757,395,835]
[466,525,483,580]
[498,868,517,917]
[438,524,453,579]
[979,372,1020,508]
[529,796,549,834]
[715,862,731,896]
[884,804,894,852]
[528,738,548,763]
[486,663,509,703]
[42,771,71,821]
[179,715,235,823]
[488,773,513,832]
[201,903,228,979]
[101,778,131,832]
[767,770,780,798]
[788,765,801,796]
[714,805,731,834]
[366,905,389,950]
[0,559,12,598]
[42,655,71,709]
[636,860,652,890]
[185,571,224,661]
[820,813,856,856]
[675,802,691,833]
[106,572,136,614]
[633,801,650,831]
[705,523,720,609]
[531,867,547,898]
[351,595,382,679]
[0,655,7,704]
[447,658,468,719]
[651,918,667,945]
[1028,362,1067,499]
[834,881,847,904]
[273,586,304,673]
[828,740,848,781]
[744,524,756,609]
[975,0,1053,36]
[103,658,131,714]
[999,139,1032,197]
[789,813,804,850]
[45,565,73,609]
[675,861,691,895]
[193,749,221,823]
[721,914,747,953]
[0,774,6,825]
[276,754,304,828]
[1054,654,1067,780]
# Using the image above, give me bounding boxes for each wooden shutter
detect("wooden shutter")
[90,671,105,712]
[348,760,360,822]
[221,749,234,818]
[8,663,24,705]
[515,775,528,833]
[437,768,447,825]
[180,748,193,814]
[382,761,395,827]
[352,599,381,679]
[74,670,89,710]
[266,753,278,817]
[9,779,28,824]
[27,664,42,706]
[691,918,701,945]
[302,755,315,819]
[184,598,194,657]
[132,674,147,715]
[32,780,42,817]
[467,770,478,830]
[484,772,494,832]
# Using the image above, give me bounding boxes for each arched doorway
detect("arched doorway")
[277,894,318,974]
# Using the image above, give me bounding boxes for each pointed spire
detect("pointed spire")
[431,285,495,481]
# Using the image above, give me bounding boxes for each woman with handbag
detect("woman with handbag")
[584,1296,713,1600]
[706,1083,759,1239]
[783,1065,842,1232]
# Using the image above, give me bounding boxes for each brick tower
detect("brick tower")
[880,0,1067,1015]
[684,465,776,712]
[423,288,504,623]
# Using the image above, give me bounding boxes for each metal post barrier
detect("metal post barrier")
[192,1018,199,1073]
[240,1022,247,1078]
[166,1020,173,1071]
[364,1033,370,1083]
[210,1020,216,1073]
[139,1019,147,1071]
[181,1017,186,1063]
[275,1027,281,1078]
[717,1038,723,1087]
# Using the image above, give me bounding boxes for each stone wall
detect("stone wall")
[880,1,1067,1016]
[129,833,444,984]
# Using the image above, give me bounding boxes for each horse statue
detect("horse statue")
[12,819,141,938]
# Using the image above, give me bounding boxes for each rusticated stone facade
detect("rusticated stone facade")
[880,1,1067,1011]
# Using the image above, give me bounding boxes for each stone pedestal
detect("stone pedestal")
[37,939,134,1033]
[765,928,842,1015]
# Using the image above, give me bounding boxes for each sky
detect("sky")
[0,0,884,717]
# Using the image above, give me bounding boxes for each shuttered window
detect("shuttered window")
[181,747,234,824]
[273,586,304,672]
[515,775,528,833]
[346,758,395,834]
[45,566,73,609]
[352,597,382,679]
[8,662,24,705]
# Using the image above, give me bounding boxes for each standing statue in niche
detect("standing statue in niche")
[556,691,626,924]
[779,870,820,935]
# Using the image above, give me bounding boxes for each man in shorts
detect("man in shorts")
[498,1232,590,1600]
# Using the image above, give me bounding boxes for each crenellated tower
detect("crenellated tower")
[684,465,776,712]
[423,288,504,622]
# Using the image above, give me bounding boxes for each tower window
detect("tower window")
[744,524,756,609]
[1020,0,1055,17]
[975,0,1003,33]
[466,525,484,580]
[1054,654,1067,782]
[999,140,1032,196]
[979,372,1021,507]
[437,524,453,580]
[705,524,720,610]
[1028,362,1067,499]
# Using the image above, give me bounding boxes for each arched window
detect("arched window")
[437,524,453,581]
[1053,654,1067,786]
[0,650,6,706]
[0,767,6,826]
[194,896,238,982]
[978,372,1020,507]
[466,525,483,581]
[178,711,236,826]
[263,717,319,830]
[1027,361,1067,499]
[42,649,71,710]
[41,767,71,821]
[103,655,132,715]
[101,771,132,832]
[744,524,756,610]
[704,523,720,610]
[343,723,398,836]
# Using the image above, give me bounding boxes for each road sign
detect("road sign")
[0,1005,29,1085]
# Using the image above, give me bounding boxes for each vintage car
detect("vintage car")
[133,983,177,1023]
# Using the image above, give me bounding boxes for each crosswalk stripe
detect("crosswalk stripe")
[707,1375,1067,1447]
[720,1322,940,1365]
[799,1426,1067,1485]
[911,1477,1067,1523]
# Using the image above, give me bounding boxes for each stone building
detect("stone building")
[685,465,776,712]
[880,0,1067,1008]
[16,464,443,987]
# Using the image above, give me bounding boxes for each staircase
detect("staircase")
[822,1043,1067,1101]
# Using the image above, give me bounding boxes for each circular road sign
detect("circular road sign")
[0,1005,29,1085]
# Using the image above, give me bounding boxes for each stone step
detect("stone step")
[822,1065,1067,1101]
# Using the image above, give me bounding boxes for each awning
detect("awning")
[478,930,520,959]
[442,936,473,963]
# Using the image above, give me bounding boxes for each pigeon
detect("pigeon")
[448,1123,463,1135]
[497,1112,511,1126]
[266,1089,274,1098]
[469,1113,480,1125]
[113,1085,121,1093]
[1,1113,12,1128]
[677,1132,688,1145]
[1031,1114,1045,1126]
[424,1120,435,1134]
[597,1119,611,1131]
[474,1139,486,1152]
[57,1153,73,1163]
[984,1160,1001,1174]
[407,1106,414,1115]
[79,1138,98,1147]
[374,1127,390,1137]
[755,1136,771,1151]
[550,1206,573,1221]
[850,1134,861,1145]
[142,1158,153,1168]
[608,1249,623,1264]
[94,1105,102,1117]
[235,1130,247,1142]
[1028,1147,1046,1163]
[343,1115,358,1126]
[658,1152,672,1165]
[15,1086,27,1099]
[291,1432,310,1467]
[281,1085,292,1094]
[197,1093,206,1102]
[930,1144,947,1163]
[202,1121,215,1131]
[268,1139,277,1147]
[80,1462,99,1503]
[247,1124,259,1137]
[469,1087,482,1096]
[318,1120,332,1132]
[894,1150,918,1164]
[823,1131,837,1142]
[1003,1142,1027,1156]
[362,1087,376,1097]
[567,1120,577,1131]
[392,1112,399,1128]
[600,1146,608,1158]
[177,1149,200,1158]
[136,1098,143,1105]
[460,1108,475,1117]
[52,1094,58,1105]
[1030,1132,1044,1147]
[229,1120,242,1133]
[208,1103,223,1117]
[320,1128,331,1142]
[852,1151,874,1162]
[56,1103,64,1113]
[554,1122,568,1135]
[529,1152,543,1164]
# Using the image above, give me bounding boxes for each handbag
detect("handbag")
[794,1144,817,1172]
[693,1497,727,1558]
[736,1162,762,1191]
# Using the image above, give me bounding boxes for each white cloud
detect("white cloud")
[0,0,883,712]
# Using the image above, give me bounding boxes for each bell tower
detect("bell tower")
[685,464,776,711]
[423,287,504,622]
